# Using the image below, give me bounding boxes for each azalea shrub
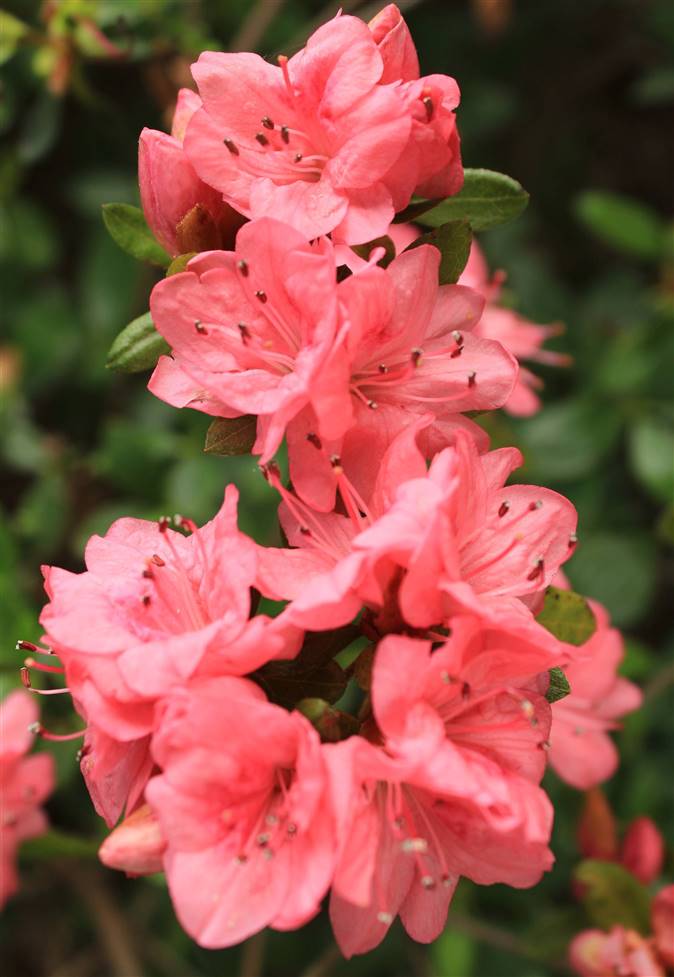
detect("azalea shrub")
[1,1,673,976]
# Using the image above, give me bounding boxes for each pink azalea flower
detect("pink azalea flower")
[286,243,516,509]
[0,690,54,909]
[146,677,335,948]
[460,241,570,415]
[257,422,577,649]
[99,803,165,876]
[549,601,642,790]
[621,817,665,885]
[139,89,239,257]
[327,627,554,956]
[149,229,516,504]
[182,10,462,243]
[570,885,674,977]
[38,488,300,825]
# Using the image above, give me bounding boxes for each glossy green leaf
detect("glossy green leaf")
[536,587,597,646]
[575,860,651,934]
[628,417,674,503]
[417,169,529,231]
[203,415,257,456]
[575,191,665,259]
[101,203,170,266]
[407,220,472,284]
[106,312,170,373]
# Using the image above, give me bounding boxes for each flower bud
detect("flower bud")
[368,4,419,83]
[621,817,665,885]
[577,788,618,861]
[99,804,165,876]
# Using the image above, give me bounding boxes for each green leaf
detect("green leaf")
[407,220,472,284]
[417,169,529,232]
[536,587,597,646]
[567,533,658,628]
[296,698,360,743]
[203,415,257,456]
[575,191,666,260]
[20,830,99,861]
[101,203,170,266]
[351,235,396,268]
[628,417,674,503]
[546,666,571,703]
[166,251,197,276]
[0,11,29,65]
[106,312,170,373]
[253,658,348,711]
[575,860,651,934]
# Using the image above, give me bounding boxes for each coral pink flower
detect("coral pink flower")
[549,601,641,789]
[139,89,238,257]
[257,422,576,648]
[183,10,462,243]
[652,886,674,968]
[286,243,516,509]
[149,229,516,503]
[0,690,54,908]
[146,677,335,947]
[569,927,665,977]
[39,488,300,825]
[327,628,554,956]
[459,241,570,415]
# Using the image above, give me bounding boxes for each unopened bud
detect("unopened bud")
[99,804,165,876]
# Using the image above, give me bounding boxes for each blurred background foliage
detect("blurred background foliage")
[1,1,673,975]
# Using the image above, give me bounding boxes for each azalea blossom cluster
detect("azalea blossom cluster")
[14,4,648,957]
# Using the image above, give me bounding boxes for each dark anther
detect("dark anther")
[255,290,268,303]
[194,319,208,334]
[294,152,303,163]
[255,132,269,146]
[378,364,388,374]
[16,640,39,653]
[568,533,578,548]
[527,558,544,581]
[452,330,464,346]
[528,500,543,511]
[300,527,312,536]
[223,138,239,155]
[20,667,31,688]
[329,454,342,468]
[467,371,476,387]
[238,322,251,342]
[461,681,471,700]
[142,595,151,607]
[261,116,274,129]
[158,516,170,533]
[237,259,249,277]
[306,432,322,449]
[411,347,423,366]
[450,347,463,358]
[498,501,510,518]
[151,554,165,567]
[142,569,154,580]
[281,126,290,143]
[423,95,434,121]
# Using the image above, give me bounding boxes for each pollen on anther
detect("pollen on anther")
[538,739,551,751]
[568,533,578,548]
[294,152,303,163]
[498,501,510,518]
[411,347,423,366]
[421,875,436,889]
[255,290,268,303]
[261,116,274,130]
[194,319,207,334]
[467,371,476,387]
[377,911,393,925]
[237,259,249,277]
[402,837,428,854]
[527,557,544,581]
[158,515,170,533]
[528,500,543,511]
[378,364,388,374]
[452,330,464,346]
[367,400,378,410]
[255,132,269,146]
[223,138,239,155]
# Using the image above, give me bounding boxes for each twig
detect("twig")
[299,940,342,977]
[60,862,144,977]
[239,930,268,977]
[231,0,287,53]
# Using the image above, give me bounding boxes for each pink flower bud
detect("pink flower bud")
[577,788,619,861]
[569,930,610,976]
[99,804,165,876]
[621,817,665,884]
[171,88,202,142]
[368,4,420,83]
